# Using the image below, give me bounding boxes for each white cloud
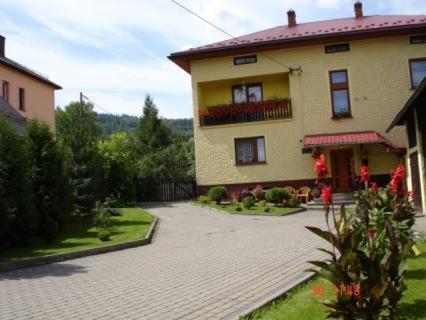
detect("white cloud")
[0,0,423,117]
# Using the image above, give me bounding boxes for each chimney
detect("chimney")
[0,36,4,57]
[354,1,363,19]
[287,9,296,27]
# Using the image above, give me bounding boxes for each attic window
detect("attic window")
[410,35,426,44]
[234,55,257,65]
[325,43,350,54]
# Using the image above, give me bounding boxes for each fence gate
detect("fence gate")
[138,177,197,203]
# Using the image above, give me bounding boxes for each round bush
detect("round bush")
[242,196,255,209]
[208,186,228,204]
[288,197,301,208]
[264,207,271,213]
[197,195,210,204]
[235,206,242,212]
[265,187,289,206]
[98,229,111,242]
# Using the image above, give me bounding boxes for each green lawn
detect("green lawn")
[194,201,303,216]
[0,208,154,261]
[242,240,426,320]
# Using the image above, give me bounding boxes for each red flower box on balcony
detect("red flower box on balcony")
[199,98,292,126]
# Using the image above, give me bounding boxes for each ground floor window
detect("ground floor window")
[235,136,266,165]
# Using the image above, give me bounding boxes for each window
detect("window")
[234,55,257,65]
[235,137,266,165]
[329,70,351,118]
[232,83,262,104]
[410,35,426,44]
[325,43,350,54]
[19,88,25,111]
[409,58,426,88]
[2,81,9,102]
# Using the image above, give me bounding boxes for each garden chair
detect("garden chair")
[297,186,311,203]
[284,186,296,198]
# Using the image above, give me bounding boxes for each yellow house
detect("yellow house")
[169,2,426,196]
[0,35,61,132]
[388,78,426,213]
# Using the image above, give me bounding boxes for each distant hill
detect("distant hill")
[96,113,193,137]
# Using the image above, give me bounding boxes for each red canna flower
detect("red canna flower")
[314,154,328,180]
[360,165,370,183]
[389,164,406,195]
[321,186,332,204]
[370,182,378,194]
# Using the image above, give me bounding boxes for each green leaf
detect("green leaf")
[306,226,341,249]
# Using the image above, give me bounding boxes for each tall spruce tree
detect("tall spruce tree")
[25,121,72,243]
[136,95,171,154]
[56,102,102,216]
[0,115,36,247]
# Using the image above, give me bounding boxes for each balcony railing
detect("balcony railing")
[199,98,292,127]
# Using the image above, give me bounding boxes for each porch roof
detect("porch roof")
[303,130,404,154]
[386,78,426,132]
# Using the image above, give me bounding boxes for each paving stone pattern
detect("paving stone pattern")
[0,203,330,320]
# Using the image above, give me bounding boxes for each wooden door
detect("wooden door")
[409,152,423,210]
[330,149,354,193]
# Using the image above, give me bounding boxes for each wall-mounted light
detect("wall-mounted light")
[289,66,302,75]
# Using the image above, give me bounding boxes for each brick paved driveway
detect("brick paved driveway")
[0,203,329,320]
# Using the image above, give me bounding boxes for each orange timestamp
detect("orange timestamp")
[311,283,360,297]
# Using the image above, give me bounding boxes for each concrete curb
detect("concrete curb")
[0,216,159,273]
[191,202,306,216]
[234,271,317,320]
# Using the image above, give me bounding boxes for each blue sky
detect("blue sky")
[0,0,425,118]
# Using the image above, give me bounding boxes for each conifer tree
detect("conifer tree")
[56,102,102,216]
[25,121,72,242]
[136,95,171,154]
[0,115,36,247]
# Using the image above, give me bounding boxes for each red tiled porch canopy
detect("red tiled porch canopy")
[303,130,405,154]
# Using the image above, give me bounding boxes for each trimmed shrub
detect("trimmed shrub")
[208,186,227,205]
[197,195,210,204]
[242,196,255,209]
[97,229,111,241]
[287,197,301,208]
[264,207,271,213]
[265,187,289,206]
[235,206,242,212]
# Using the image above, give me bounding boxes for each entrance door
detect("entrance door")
[330,149,354,193]
[409,152,423,210]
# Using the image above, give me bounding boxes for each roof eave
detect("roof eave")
[169,23,426,74]
[0,59,62,90]
[386,78,426,132]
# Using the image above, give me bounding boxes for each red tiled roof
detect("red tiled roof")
[303,130,400,149]
[169,15,426,72]
[182,15,426,54]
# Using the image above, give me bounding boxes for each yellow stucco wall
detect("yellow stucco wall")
[190,35,425,186]
[0,64,57,131]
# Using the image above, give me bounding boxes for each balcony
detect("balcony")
[199,98,292,127]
